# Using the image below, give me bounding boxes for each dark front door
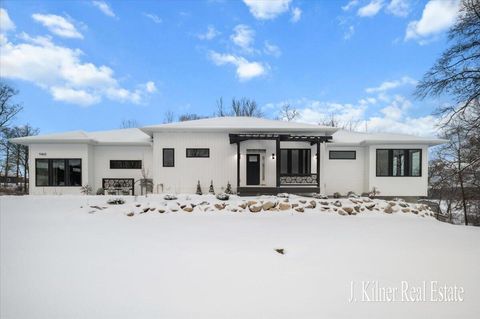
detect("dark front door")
[246,154,260,185]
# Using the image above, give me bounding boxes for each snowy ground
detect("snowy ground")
[1,195,479,319]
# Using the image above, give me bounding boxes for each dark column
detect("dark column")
[236,142,240,190]
[276,137,280,187]
[316,141,320,187]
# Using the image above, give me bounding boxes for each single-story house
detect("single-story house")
[11,117,446,197]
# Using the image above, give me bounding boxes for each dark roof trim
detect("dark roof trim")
[229,133,332,145]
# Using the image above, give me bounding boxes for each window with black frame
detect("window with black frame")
[376,149,421,177]
[35,159,82,186]
[110,160,142,169]
[163,148,175,167]
[329,150,356,160]
[280,149,311,175]
[186,148,209,158]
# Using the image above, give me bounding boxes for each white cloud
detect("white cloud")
[365,76,417,93]
[198,25,220,40]
[0,31,154,106]
[230,24,255,53]
[357,0,384,17]
[92,1,115,17]
[50,86,100,106]
[342,0,359,11]
[0,8,15,33]
[243,0,292,20]
[290,7,302,23]
[145,81,157,93]
[344,25,355,39]
[386,0,410,17]
[143,13,162,24]
[32,14,83,39]
[263,41,281,57]
[405,0,460,41]
[209,51,267,81]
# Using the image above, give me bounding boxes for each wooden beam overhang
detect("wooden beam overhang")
[229,133,332,144]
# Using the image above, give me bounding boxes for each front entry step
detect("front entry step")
[237,187,319,196]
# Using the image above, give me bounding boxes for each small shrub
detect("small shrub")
[164,194,177,200]
[80,185,92,195]
[209,180,215,194]
[216,193,230,201]
[333,192,341,199]
[225,181,233,194]
[369,187,381,199]
[107,198,125,205]
[96,188,105,195]
[347,191,359,198]
[196,180,202,195]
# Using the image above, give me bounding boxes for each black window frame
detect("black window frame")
[162,148,175,167]
[375,149,422,177]
[186,148,210,158]
[329,150,356,160]
[110,160,142,169]
[279,148,311,176]
[35,158,82,187]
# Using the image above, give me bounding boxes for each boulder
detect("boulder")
[269,207,279,212]
[292,203,299,208]
[333,200,342,207]
[230,208,238,212]
[313,193,328,199]
[365,203,376,210]
[349,198,359,204]
[299,199,307,204]
[412,210,419,214]
[247,200,257,206]
[158,209,165,213]
[183,206,193,212]
[401,208,410,213]
[277,193,289,198]
[278,202,291,210]
[238,202,247,209]
[214,203,226,210]
[163,194,177,200]
[249,204,262,213]
[320,201,329,206]
[338,209,348,216]
[262,201,277,211]
[295,207,304,213]
[347,191,359,198]
[126,212,134,217]
[216,193,230,201]
[305,200,317,209]
[388,201,397,206]
[384,205,394,214]
[354,205,361,213]
[343,207,354,215]
[399,202,409,208]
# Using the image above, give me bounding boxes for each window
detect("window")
[186,148,210,158]
[35,159,82,186]
[329,150,356,160]
[163,148,175,167]
[376,149,422,177]
[110,160,142,169]
[280,149,311,175]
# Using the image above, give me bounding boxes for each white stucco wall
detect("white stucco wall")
[366,144,429,197]
[323,145,365,195]
[29,144,91,195]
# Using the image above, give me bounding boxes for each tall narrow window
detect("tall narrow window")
[51,159,66,186]
[409,150,421,177]
[68,159,82,186]
[163,148,175,167]
[36,159,49,186]
[376,150,389,176]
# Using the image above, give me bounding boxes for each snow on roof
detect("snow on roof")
[141,116,339,134]
[10,128,152,145]
[332,129,447,146]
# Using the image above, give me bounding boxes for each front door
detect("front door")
[246,154,260,185]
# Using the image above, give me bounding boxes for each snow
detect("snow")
[1,195,479,319]
[332,129,447,146]
[141,116,338,133]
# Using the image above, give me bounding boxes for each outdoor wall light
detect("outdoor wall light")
[272,153,275,159]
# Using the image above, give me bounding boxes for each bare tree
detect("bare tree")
[0,82,23,130]
[415,0,480,131]
[120,119,140,128]
[317,113,360,131]
[163,110,174,123]
[215,97,263,117]
[178,113,206,122]
[278,104,299,121]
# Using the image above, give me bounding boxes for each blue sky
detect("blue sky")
[0,0,461,136]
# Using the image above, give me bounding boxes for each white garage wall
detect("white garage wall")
[29,144,90,195]
[366,144,429,197]
[323,146,365,195]
[92,145,153,195]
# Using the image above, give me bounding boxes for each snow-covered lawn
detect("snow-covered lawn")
[1,195,479,319]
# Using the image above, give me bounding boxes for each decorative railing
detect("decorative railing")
[102,178,134,195]
[280,174,318,185]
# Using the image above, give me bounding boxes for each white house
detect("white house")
[11,117,446,197]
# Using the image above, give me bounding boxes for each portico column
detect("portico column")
[319,141,327,194]
[276,137,280,187]
[236,142,240,191]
